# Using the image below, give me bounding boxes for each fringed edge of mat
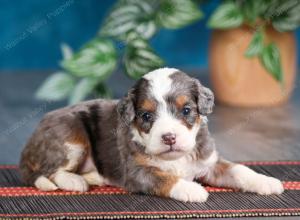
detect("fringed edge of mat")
[1,209,300,219]
[0,181,299,197]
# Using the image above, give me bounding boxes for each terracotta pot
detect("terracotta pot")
[209,25,297,107]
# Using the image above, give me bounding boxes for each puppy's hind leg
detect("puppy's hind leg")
[80,155,107,186]
[52,142,89,192]
[82,170,106,186]
[203,159,284,195]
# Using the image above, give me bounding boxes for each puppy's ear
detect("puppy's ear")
[117,88,135,125]
[192,79,214,115]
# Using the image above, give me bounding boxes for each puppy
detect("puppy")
[20,68,284,202]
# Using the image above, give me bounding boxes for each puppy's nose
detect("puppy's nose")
[161,133,176,145]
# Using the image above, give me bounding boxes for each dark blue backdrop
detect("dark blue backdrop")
[1,0,299,70]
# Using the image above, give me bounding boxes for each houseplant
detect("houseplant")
[36,0,203,104]
[36,0,300,107]
[208,0,299,106]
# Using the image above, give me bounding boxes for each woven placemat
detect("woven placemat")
[0,161,300,219]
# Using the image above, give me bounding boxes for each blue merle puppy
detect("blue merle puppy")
[20,68,284,202]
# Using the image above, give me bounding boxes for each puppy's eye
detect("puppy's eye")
[142,112,152,122]
[182,107,191,116]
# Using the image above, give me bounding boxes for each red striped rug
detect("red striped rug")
[0,161,300,219]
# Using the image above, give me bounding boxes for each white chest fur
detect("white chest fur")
[149,150,218,181]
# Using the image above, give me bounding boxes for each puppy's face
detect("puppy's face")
[118,68,214,160]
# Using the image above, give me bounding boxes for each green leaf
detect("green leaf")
[208,2,244,29]
[100,0,157,39]
[276,0,299,15]
[62,38,117,80]
[245,29,264,58]
[68,78,98,104]
[265,0,298,20]
[94,82,112,99]
[273,17,300,32]
[263,0,281,19]
[259,43,283,82]
[272,3,300,32]
[241,0,260,24]
[264,0,300,32]
[35,72,75,101]
[259,0,274,15]
[157,0,203,29]
[60,43,73,60]
[124,36,164,79]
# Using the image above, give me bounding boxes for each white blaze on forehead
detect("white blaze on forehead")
[143,67,179,102]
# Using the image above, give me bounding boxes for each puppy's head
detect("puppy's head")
[118,68,214,160]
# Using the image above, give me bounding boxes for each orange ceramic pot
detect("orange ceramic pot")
[209,26,297,107]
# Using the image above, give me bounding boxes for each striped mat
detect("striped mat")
[0,161,300,219]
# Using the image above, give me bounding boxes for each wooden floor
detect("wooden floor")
[0,70,299,220]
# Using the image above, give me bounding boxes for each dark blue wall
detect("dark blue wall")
[0,0,299,70]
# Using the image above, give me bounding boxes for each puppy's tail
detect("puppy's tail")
[34,176,58,191]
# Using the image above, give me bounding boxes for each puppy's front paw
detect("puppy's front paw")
[252,175,284,195]
[169,179,209,202]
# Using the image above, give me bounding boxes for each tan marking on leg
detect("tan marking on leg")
[67,129,90,148]
[203,158,233,184]
[212,159,233,177]
[133,153,178,197]
[152,170,179,197]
